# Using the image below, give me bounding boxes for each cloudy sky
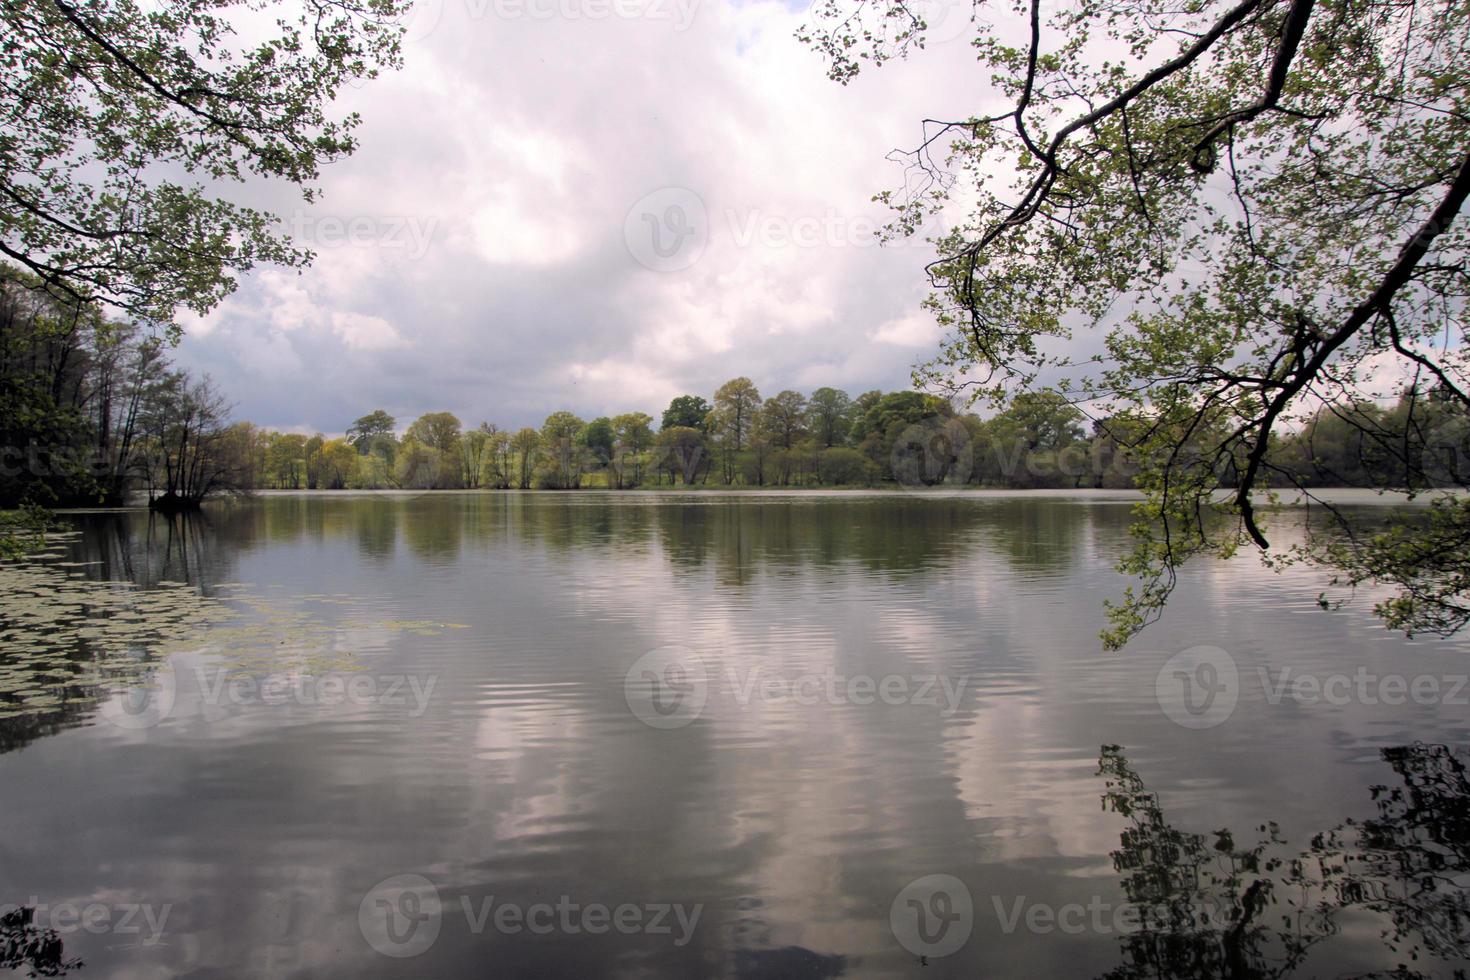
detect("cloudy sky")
[171,0,994,434]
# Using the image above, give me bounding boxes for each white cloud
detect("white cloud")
[171,0,984,430]
[331,311,410,351]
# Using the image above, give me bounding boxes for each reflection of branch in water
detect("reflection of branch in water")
[1310,743,1470,966]
[1096,743,1470,980]
[0,907,82,977]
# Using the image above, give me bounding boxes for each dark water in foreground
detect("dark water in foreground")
[1,491,1467,978]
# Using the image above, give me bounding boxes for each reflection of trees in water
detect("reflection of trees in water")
[82,494,1110,583]
[647,497,1100,584]
[0,907,82,976]
[0,511,234,753]
[0,698,98,757]
[71,509,239,591]
[1312,744,1470,968]
[1096,743,1470,980]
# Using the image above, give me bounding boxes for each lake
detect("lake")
[1,491,1467,978]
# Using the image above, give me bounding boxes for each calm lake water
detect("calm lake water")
[2,491,1467,978]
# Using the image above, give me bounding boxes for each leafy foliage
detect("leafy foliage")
[802,0,1470,645]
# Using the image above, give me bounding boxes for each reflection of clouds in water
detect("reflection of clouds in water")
[7,497,1470,977]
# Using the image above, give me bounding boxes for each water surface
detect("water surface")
[1,491,1467,977]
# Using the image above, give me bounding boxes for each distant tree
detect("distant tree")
[266,433,308,489]
[405,412,462,455]
[461,423,497,489]
[395,437,441,489]
[761,390,809,450]
[654,426,707,485]
[348,411,396,453]
[317,438,359,489]
[661,394,712,432]
[806,387,852,448]
[539,411,586,489]
[485,428,513,489]
[583,417,616,468]
[712,378,762,482]
[612,412,655,488]
[509,428,540,490]
[304,434,325,489]
[1002,391,1085,454]
[137,374,241,510]
[818,447,874,486]
[846,389,886,444]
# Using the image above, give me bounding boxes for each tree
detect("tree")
[818,447,873,486]
[266,433,307,489]
[304,434,325,489]
[395,437,440,489]
[137,373,240,510]
[485,428,513,489]
[348,411,396,453]
[405,412,462,455]
[317,438,359,490]
[538,411,585,489]
[806,387,852,448]
[612,411,655,488]
[802,0,1470,644]
[712,377,762,482]
[654,426,707,485]
[397,413,460,488]
[509,427,540,490]
[1,0,407,328]
[760,390,809,450]
[461,422,496,489]
[661,394,712,432]
[582,416,616,476]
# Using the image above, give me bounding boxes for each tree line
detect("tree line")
[235,380,1470,495]
[1,268,239,511]
[5,263,1467,506]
